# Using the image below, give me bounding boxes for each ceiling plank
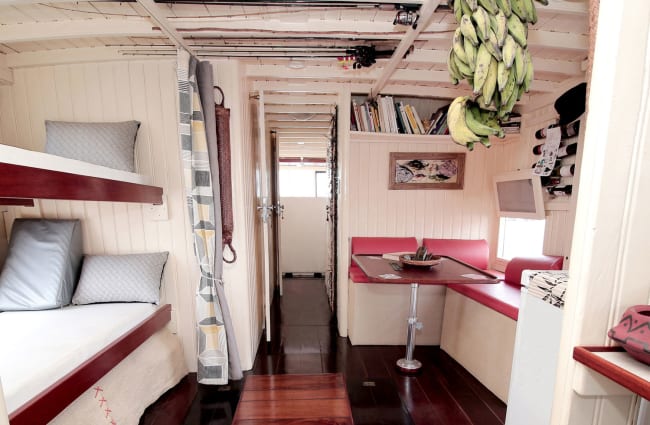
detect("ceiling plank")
[370,0,442,97]
[0,19,158,43]
[248,64,558,92]
[266,113,332,121]
[3,46,169,68]
[265,93,338,104]
[407,48,585,75]
[0,54,13,85]
[265,104,334,113]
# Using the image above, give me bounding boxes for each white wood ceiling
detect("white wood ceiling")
[0,0,589,158]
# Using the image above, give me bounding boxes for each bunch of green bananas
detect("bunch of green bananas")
[447,0,546,148]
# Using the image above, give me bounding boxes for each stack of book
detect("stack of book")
[351,96,447,135]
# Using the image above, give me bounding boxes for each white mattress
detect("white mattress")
[0,303,158,413]
[0,144,150,185]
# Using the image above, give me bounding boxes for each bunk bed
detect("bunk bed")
[0,143,183,424]
[0,144,163,205]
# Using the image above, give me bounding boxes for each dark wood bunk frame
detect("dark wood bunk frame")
[8,304,172,425]
[0,162,163,205]
[1,154,167,424]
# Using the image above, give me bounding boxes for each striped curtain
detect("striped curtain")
[177,49,228,385]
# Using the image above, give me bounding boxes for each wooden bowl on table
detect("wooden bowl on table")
[399,254,442,268]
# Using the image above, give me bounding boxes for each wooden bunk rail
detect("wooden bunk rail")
[8,304,172,425]
[0,162,163,205]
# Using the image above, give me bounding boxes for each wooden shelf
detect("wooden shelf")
[573,346,650,400]
[350,131,519,145]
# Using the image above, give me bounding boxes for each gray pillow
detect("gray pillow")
[45,120,140,172]
[72,252,169,305]
[0,219,83,311]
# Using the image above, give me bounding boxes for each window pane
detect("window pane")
[497,217,546,261]
[279,168,317,197]
[315,171,329,198]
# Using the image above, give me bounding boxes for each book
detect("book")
[350,101,358,131]
[394,102,406,133]
[404,104,421,134]
[398,102,413,134]
[411,106,426,134]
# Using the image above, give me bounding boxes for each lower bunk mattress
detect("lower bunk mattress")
[0,303,188,424]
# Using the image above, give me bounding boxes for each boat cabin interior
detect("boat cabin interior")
[1,0,649,424]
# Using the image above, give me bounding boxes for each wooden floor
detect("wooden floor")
[140,277,506,425]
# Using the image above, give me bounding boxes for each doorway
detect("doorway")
[259,91,339,325]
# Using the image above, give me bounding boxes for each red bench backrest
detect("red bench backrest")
[504,255,564,287]
[421,238,489,270]
[350,236,419,255]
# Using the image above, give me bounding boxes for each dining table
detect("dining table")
[351,253,500,373]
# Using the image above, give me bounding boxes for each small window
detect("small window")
[497,217,546,261]
[315,171,329,198]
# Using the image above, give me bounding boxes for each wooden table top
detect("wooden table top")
[352,254,499,285]
[232,373,354,424]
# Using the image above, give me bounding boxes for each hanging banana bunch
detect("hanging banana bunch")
[447,0,547,150]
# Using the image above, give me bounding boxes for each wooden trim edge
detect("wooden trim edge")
[9,304,172,425]
[573,345,650,400]
[0,163,163,205]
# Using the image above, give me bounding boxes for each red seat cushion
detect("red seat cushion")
[449,255,564,321]
[504,255,564,286]
[422,238,489,270]
[448,282,521,321]
[350,236,419,255]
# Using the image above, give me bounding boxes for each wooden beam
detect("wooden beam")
[136,0,196,56]
[0,19,158,43]
[370,0,442,97]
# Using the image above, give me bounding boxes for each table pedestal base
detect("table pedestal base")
[396,282,422,373]
[396,358,422,373]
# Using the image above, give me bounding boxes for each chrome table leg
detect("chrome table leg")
[397,282,422,373]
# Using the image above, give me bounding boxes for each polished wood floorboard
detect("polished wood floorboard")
[141,277,506,425]
[232,373,353,424]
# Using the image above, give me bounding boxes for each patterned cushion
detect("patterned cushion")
[0,219,83,311]
[45,120,140,172]
[72,252,169,305]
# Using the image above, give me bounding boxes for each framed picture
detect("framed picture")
[389,152,465,190]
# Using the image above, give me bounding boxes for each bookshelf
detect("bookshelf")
[350,94,450,136]
[350,130,518,145]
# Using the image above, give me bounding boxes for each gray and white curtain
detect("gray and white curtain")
[177,49,242,384]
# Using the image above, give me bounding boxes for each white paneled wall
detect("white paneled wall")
[348,134,495,242]
[0,59,262,372]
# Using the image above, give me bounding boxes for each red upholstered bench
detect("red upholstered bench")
[349,236,418,283]
[448,255,564,320]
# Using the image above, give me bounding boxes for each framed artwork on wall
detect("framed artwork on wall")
[389,152,465,190]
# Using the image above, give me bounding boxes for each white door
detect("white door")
[253,91,273,342]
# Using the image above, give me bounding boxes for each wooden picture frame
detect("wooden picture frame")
[389,152,465,190]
